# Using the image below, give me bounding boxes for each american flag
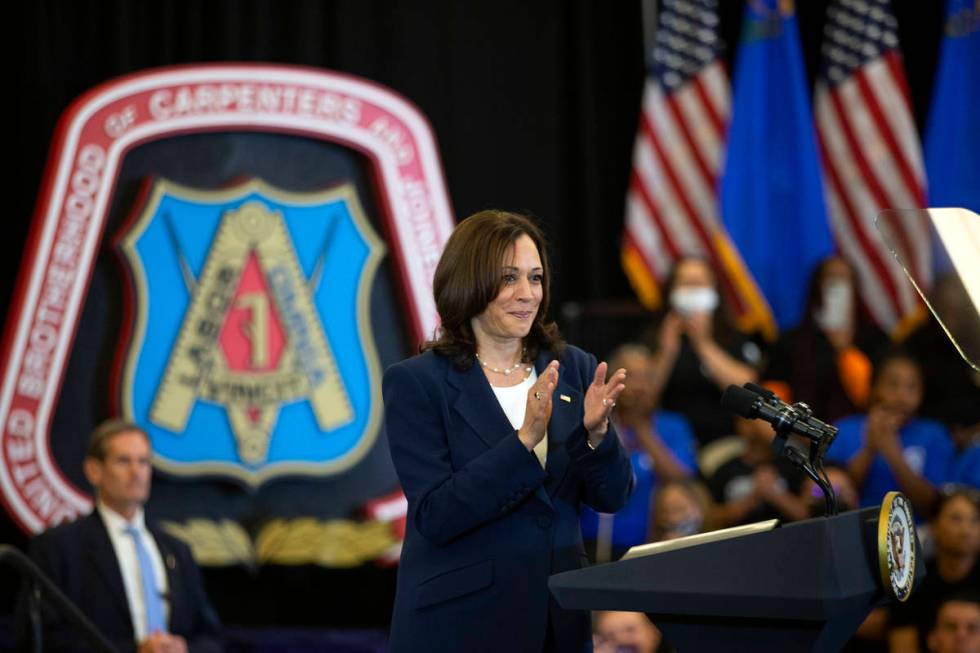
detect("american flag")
[623,0,769,333]
[814,0,929,332]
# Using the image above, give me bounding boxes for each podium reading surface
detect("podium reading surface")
[550,507,922,652]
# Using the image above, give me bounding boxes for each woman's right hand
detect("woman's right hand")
[518,361,559,450]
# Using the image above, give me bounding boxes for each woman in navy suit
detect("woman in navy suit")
[383,210,634,652]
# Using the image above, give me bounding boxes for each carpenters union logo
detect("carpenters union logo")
[116,178,385,484]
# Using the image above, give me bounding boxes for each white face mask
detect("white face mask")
[814,279,852,331]
[670,287,718,316]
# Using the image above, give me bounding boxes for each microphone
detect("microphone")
[720,385,830,442]
[743,383,838,437]
[721,384,840,515]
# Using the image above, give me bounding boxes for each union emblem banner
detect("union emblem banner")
[0,64,454,567]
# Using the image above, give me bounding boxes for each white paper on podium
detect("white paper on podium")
[620,519,779,561]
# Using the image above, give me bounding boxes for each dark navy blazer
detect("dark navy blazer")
[24,511,222,653]
[384,345,633,653]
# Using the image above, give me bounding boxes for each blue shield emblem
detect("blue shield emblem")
[117,179,385,484]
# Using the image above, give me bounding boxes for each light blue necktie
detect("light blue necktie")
[124,525,166,634]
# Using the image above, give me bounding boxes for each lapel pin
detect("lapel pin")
[559,394,571,403]
[166,554,177,570]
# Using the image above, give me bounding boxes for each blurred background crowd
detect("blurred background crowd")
[578,255,979,653]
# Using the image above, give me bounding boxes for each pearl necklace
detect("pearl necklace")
[476,350,531,376]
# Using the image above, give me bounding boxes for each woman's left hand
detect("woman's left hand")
[583,362,627,439]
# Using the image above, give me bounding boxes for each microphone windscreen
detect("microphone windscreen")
[720,385,759,418]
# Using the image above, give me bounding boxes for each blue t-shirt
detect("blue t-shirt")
[827,414,955,508]
[954,445,980,488]
[580,410,697,548]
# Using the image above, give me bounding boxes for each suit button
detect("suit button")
[536,516,552,529]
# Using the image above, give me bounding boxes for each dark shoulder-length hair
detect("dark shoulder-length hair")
[421,210,564,367]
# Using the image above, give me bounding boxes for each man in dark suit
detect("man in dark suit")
[24,419,221,653]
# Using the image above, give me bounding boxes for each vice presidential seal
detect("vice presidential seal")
[877,491,916,602]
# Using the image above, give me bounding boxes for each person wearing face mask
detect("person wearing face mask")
[649,478,713,542]
[825,349,956,518]
[763,255,887,425]
[643,257,760,446]
[382,211,633,653]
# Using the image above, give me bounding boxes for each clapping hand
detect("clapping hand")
[584,362,627,439]
[865,404,904,458]
[518,361,559,451]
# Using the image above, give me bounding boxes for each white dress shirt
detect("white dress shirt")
[490,369,548,468]
[97,502,171,641]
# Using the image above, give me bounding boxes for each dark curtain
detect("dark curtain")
[5,0,648,316]
[2,0,943,632]
[4,0,944,331]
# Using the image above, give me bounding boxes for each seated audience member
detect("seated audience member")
[705,417,808,528]
[649,478,713,542]
[21,419,222,653]
[900,272,980,446]
[593,610,672,653]
[764,255,886,424]
[924,591,980,653]
[827,349,956,518]
[643,257,760,446]
[889,486,980,653]
[580,344,698,559]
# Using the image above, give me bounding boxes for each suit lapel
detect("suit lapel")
[446,351,582,507]
[84,512,133,625]
[448,360,516,449]
[149,525,179,627]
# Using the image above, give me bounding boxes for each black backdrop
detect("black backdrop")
[2,0,945,632]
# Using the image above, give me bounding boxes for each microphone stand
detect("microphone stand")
[760,394,839,516]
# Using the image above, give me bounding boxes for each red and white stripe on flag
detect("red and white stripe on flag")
[622,0,774,337]
[814,0,930,334]
[624,59,731,296]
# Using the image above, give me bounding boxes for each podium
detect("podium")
[550,507,924,652]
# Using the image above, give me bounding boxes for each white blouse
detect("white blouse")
[490,369,547,468]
